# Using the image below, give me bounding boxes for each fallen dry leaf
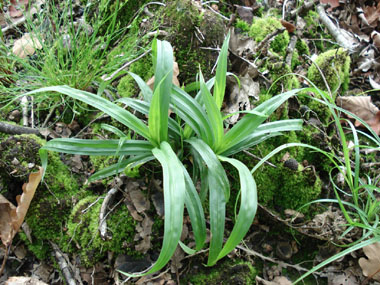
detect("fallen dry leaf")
[9,0,29,18]
[147,61,180,90]
[0,167,43,246]
[319,0,340,9]
[13,33,42,58]
[359,242,380,281]
[336,96,380,134]
[5,276,48,285]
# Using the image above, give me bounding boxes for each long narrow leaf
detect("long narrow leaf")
[118,97,182,139]
[148,40,173,144]
[171,85,213,144]
[149,72,172,145]
[217,156,257,260]
[200,70,224,149]
[128,71,153,102]
[24,86,151,140]
[89,154,154,182]
[42,139,153,156]
[183,167,206,250]
[213,33,230,110]
[220,88,302,153]
[186,138,229,266]
[123,141,185,276]
[221,119,303,156]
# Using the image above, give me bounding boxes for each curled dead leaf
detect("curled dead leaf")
[0,167,43,246]
[13,33,42,59]
[147,61,180,90]
[359,242,380,281]
[9,0,29,18]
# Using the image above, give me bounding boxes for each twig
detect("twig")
[21,96,28,127]
[236,244,323,276]
[289,0,319,19]
[99,188,118,240]
[256,28,285,52]
[205,5,230,21]
[285,35,298,66]
[0,121,41,135]
[243,150,277,168]
[0,244,10,277]
[316,5,358,52]
[50,242,77,285]
[102,49,151,82]
[74,113,109,138]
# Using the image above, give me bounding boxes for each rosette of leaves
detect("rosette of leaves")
[28,34,303,276]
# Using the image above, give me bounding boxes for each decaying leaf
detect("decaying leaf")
[229,28,256,57]
[0,167,43,246]
[147,61,180,90]
[5,276,48,285]
[359,242,380,281]
[336,96,380,134]
[9,0,29,18]
[13,33,42,58]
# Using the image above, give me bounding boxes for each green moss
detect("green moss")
[248,16,290,56]
[271,31,290,55]
[249,17,282,42]
[296,39,310,56]
[0,134,79,259]
[161,0,224,84]
[307,48,350,94]
[117,56,154,98]
[67,196,138,266]
[269,63,300,94]
[185,259,257,285]
[235,19,251,33]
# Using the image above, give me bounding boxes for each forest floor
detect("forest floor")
[0,0,380,284]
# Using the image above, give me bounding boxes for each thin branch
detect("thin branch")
[0,121,41,135]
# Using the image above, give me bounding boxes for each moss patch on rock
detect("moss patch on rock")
[307,48,350,94]
[67,196,137,266]
[185,258,257,285]
[0,134,78,259]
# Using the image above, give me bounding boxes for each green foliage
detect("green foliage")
[117,56,154,98]
[307,48,351,94]
[32,34,304,276]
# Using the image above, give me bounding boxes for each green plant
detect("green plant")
[23,34,304,276]
[0,0,152,123]
[249,79,380,282]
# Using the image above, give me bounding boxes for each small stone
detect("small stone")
[276,241,293,260]
[283,158,298,171]
[28,162,35,169]
[12,157,20,165]
[8,109,21,122]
